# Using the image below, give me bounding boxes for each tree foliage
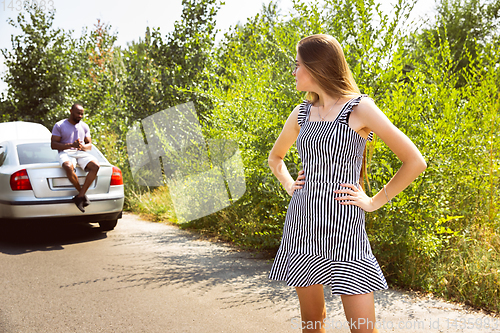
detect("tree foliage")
[411,0,500,86]
[0,4,74,126]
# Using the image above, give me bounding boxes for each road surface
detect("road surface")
[0,213,498,332]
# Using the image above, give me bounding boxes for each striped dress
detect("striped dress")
[268,95,388,295]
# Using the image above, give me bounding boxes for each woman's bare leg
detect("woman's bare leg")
[341,292,379,333]
[295,284,327,333]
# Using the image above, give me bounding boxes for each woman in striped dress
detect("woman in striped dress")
[267,34,427,333]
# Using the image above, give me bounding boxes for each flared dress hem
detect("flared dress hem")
[268,250,389,296]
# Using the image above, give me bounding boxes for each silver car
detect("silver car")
[0,121,124,230]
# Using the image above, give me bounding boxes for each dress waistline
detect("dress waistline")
[304,180,360,185]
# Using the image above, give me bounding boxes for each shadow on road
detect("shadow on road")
[93,220,416,317]
[85,222,304,314]
[0,221,107,255]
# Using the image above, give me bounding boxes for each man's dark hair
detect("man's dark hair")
[71,103,83,111]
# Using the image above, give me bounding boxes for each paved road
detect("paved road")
[0,213,498,333]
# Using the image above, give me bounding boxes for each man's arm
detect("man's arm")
[82,136,92,151]
[51,135,81,151]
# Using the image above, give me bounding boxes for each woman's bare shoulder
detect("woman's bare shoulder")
[285,102,306,121]
[354,95,384,118]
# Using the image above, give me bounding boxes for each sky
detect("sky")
[0,0,437,94]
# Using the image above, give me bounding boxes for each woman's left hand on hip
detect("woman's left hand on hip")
[334,183,376,212]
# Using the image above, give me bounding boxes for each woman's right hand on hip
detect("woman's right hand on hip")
[286,169,305,196]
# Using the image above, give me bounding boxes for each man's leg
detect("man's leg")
[78,160,100,198]
[61,158,86,213]
[61,161,82,192]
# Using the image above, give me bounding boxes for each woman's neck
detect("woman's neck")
[315,93,341,109]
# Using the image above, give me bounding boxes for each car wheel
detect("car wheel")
[99,219,118,231]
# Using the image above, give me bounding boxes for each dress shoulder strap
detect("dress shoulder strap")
[339,94,374,142]
[343,94,369,115]
[297,100,310,127]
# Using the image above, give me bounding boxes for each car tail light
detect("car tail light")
[110,166,123,186]
[10,169,33,191]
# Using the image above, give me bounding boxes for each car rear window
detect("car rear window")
[17,143,108,165]
[17,143,59,164]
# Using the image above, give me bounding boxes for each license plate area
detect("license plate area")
[49,177,96,189]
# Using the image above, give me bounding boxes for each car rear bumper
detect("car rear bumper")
[0,196,124,220]
[0,211,123,224]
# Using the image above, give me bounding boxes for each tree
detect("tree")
[0,4,74,126]
[411,0,500,86]
[148,0,222,118]
[122,29,162,123]
[73,19,124,122]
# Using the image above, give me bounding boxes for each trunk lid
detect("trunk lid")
[26,163,112,199]
[15,141,112,199]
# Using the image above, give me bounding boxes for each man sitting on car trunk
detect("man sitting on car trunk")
[51,103,100,213]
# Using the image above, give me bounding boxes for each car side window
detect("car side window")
[0,146,6,167]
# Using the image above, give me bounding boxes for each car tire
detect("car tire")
[99,219,118,231]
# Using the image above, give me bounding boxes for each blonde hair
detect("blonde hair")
[297,34,370,189]
[297,34,360,103]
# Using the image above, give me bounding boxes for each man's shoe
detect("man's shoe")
[83,195,90,207]
[72,195,85,213]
